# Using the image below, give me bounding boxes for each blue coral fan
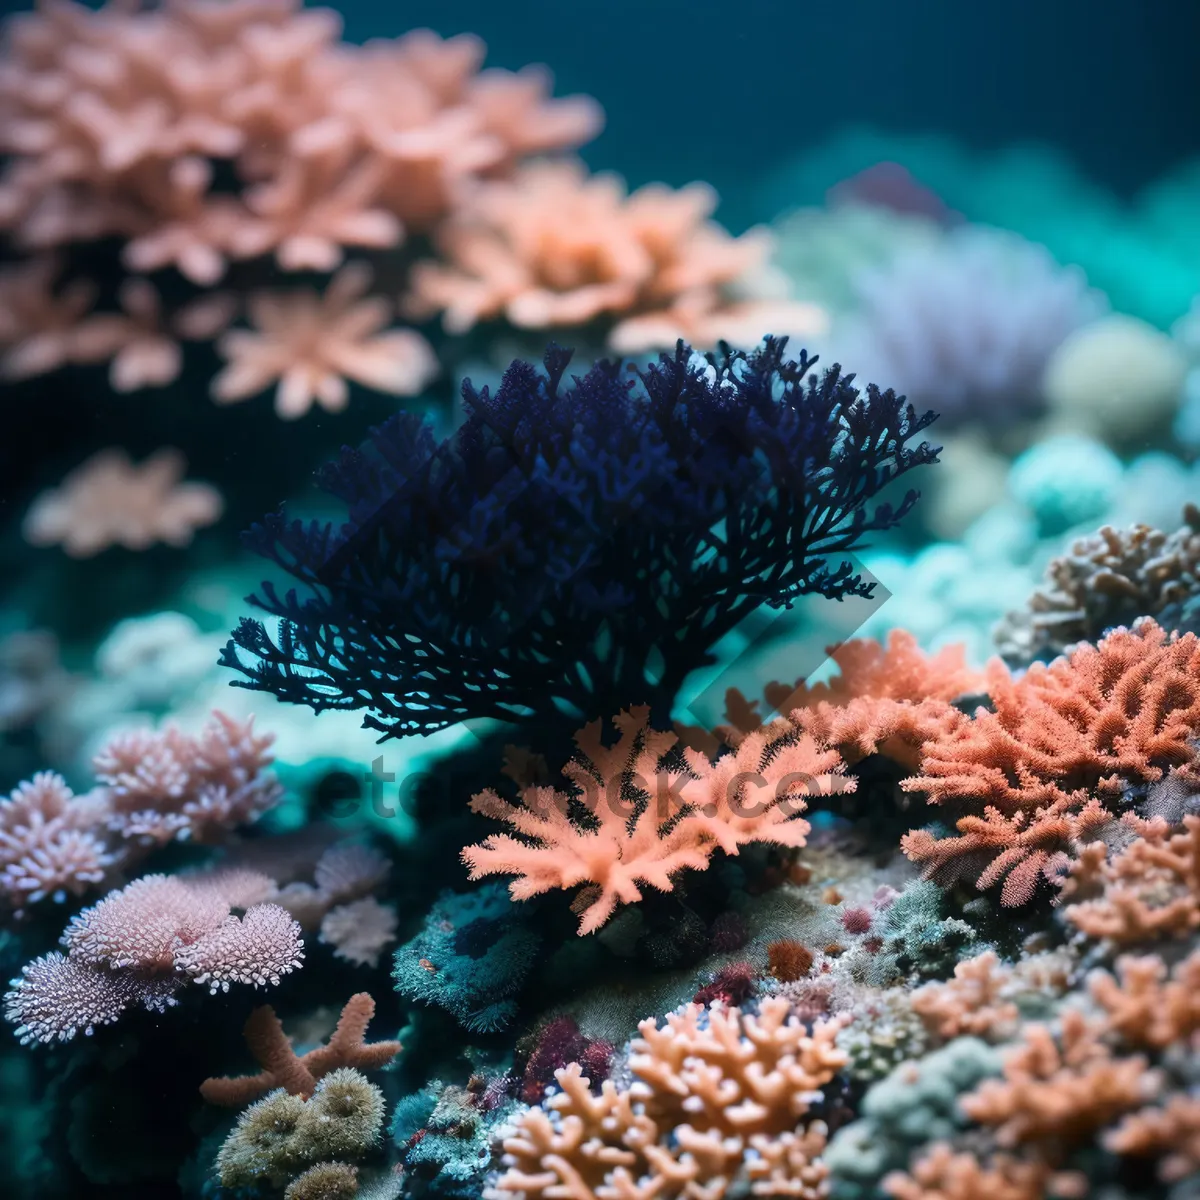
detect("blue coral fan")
[222,339,939,737]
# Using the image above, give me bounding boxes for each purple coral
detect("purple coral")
[839,226,1104,427]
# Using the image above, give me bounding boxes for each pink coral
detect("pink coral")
[211,262,437,417]
[95,710,281,846]
[318,897,398,968]
[23,447,223,557]
[462,707,850,934]
[0,713,282,916]
[5,868,302,1043]
[0,1,600,405]
[0,772,112,912]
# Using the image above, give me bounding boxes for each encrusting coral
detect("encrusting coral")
[200,991,401,1106]
[487,996,847,1199]
[224,339,939,738]
[22,447,223,556]
[901,619,1200,905]
[214,1067,386,1190]
[462,706,850,934]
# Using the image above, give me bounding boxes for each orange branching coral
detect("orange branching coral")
[1065,815,1200,943]
[1106,1093,1200,1183]
[23,447,223,556]
[406,159,825,350]
[777,632,984,711]
[910,951,1020,1042]
[488,997,846,1199]
[1088,949,1200,1050]
[959,1009,1157,1154]
[698,632,978,770]
[902,621,1200,905]
[462,707,851,934]
[211,262,437,418]
[883,1144,1051,1200]
[199,991,401,1106]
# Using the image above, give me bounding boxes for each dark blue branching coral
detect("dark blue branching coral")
[222,339,939,737]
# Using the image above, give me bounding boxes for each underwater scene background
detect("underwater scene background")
[1,2,1200,1197]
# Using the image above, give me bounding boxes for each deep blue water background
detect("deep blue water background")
[335,0,1200,225]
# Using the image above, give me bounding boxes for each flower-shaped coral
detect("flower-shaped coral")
[23,447,223,556]
[407,159,823,349]
[212,262,437,417]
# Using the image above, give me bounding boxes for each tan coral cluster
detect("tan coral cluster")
[887,950,1200,1196]
[489,996,846,1199]
[1064,813,1200,944]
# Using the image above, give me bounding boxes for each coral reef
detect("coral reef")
[5,869,304,1042]
[902,620,1200,905]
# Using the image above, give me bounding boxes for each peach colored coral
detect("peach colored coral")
[407,158,821,349]
[200,991,401,1106]
[0,2,598,259]
[211,262,437,417]
[1088,949,1200,1050]
[488,997,845,1199]
[687,632,978,769]
[0,256,95,379]
[959,1009,1157,1154]
[1106,1093,1200,1183]
[902,620,1200,905]
[23,447,223,556]
[462,707,851,934]
[910,951,1021,1042]
[0,1,600,399]
[883,1144,1051,1200]
[1065,815,1200,943]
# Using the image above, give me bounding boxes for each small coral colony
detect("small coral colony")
[5,4,1200,1200]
